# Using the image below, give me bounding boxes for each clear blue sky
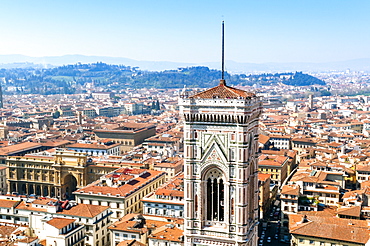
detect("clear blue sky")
[0,0,369,63]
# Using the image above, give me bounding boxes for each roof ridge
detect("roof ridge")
[188,84,255,99]
[84,204,94,217]
[290,220,313,232]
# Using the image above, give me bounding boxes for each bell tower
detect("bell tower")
[179,22,263,246]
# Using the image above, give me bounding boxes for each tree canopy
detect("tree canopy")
[0,63,326,95]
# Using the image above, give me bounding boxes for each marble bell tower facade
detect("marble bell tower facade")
[180,79,262,246]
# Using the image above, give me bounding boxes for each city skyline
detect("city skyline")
[1,1,370,64]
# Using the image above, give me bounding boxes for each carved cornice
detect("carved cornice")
[183,110,262,125]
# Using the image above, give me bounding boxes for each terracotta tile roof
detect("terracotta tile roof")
[75,168,165,198]
[258,173,271,182]
[258,160,284,167]
[357,164,370,172]
[269,134,291,139]
[290,213,370,244]
[109,214,168,233]
[291,137,318,144]
[67,142,121,150]
[46,218,75,229]
[15,201,109,218]
[32,198,58,205]
[258,155,288,167]
[188,81,255,99]
[336,206,361,218]
[0,223,22,239]
[40,140,71,147]
[57,204,109,218]
[148,225,183,242]
[281,185,300,196]
[155,188,184,198]
[0,199,20,208]
[328,142,343,148]
[261,149,297,158]
[154,160,183,168]
[117,239,146,246]
[361,180,370,189]
[259,134,270,144]
[0,142,42,156]
[16,236,38,243]
[15,201,49,212]
[154,173,184,197]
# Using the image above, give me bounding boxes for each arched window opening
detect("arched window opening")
[205,169,225,222]
[212,178,218,220]
[207,178,212,220]
[194,194,198,217]
[219,179,224,221]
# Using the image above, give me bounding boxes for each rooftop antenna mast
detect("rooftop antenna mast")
[220,21,226,86]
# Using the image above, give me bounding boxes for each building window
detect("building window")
[299,239,304,243]
[206,169,224,222]
[310,240,314,244]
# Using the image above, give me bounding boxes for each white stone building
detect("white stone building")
[142,172,184,218]
[43,217,85,246]
[0,196,111,246]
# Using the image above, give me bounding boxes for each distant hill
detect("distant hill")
[1,54,370,72]
[242,72,325,87]
[0,63,326,95]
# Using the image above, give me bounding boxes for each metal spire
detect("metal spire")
[220,21,226,86]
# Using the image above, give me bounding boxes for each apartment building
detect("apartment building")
[258,154,289,186]
[280,184,300,222]
[66,141,121,156]
[74,168,166,221]
[0,196,111,246]
[108,213,183,246]
[258,173,272,219]
[269,135,291,150]
[142,172,184,218]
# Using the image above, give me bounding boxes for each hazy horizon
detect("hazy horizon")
[3,53,370,65]
[1,1,370,65]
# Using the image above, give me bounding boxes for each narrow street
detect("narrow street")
[259,207,290,246]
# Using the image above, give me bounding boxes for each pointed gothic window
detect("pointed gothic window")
[205,169,225,222]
